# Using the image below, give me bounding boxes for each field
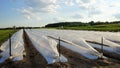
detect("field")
[59,24,120,32]
[45,23,120,32]
[0,30,17,46]
[0,29,120,68]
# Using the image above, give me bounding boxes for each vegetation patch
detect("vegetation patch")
[45,21,120,32]
[0,30,17,46]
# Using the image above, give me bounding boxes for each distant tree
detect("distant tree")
[89,21,94,26]
[105,21,109,24]
[13,26,16,31]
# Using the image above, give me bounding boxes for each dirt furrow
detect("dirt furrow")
[23,30,47,68]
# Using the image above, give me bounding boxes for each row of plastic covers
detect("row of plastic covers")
[0,30,24,63]
[61,30,120,54]
[0,29,119,63]
[31,29,120,55]
[28,29,105,59]
[25,30,67,64]
[0,29,67,64]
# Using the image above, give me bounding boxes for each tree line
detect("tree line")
[0,26,41,30]
[45,21,120,27]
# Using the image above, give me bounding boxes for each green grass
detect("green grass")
[0,30,17,46]
[59,24,120,32]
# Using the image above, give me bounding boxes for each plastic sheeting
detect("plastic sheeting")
[49,36,102,59]
[62,30,120,54]
[25,30,67,64]
[34,29,120,54]
[88,42,114,53]
[0,29,24,63]
[31,29,98,50]
[28,29,104,59]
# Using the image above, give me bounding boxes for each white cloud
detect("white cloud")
[54,15,85,22]
[73,0,102,18]
[20,7,41,20]
[25,0,59,13]
[71,13,84,19]
[54,17,66,22]
[80,0,91,3]
[76,0,95,4]
[19,0,60,20]
[75,0,96,9]
[65,0,74,6]
[41,4,59,13]
[88,6,102,17]
[18,0,120,22]
[114,13,120,19]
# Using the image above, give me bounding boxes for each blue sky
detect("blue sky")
[0,0,120,28]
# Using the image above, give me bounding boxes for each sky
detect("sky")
[0,0,120,28]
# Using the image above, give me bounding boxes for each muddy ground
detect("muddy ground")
[0,31,120,68]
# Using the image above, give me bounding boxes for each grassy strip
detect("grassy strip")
[0,30,17,46]
[63,27,120,32]
[55,24,120,32]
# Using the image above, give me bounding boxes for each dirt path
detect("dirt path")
[59,44,120,68]
[59,46,96,68]
[95,48,120,63]
[87,41,120,61]
[22,31,48,68]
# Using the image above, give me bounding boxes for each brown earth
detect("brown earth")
[0,31,120,68]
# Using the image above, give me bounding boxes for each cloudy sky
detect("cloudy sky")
[0,0,120,28]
